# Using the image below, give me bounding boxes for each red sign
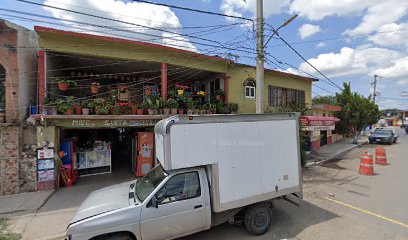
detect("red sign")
[300,116,339,131]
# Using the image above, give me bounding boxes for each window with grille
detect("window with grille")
[268,86,305,107]
[244,79,255,98]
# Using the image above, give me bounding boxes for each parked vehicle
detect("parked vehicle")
[405,126,408,134]
[369,128,398,144]
[65,113,302,240]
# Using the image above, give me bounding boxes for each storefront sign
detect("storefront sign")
[48,119,159,128]
[302,125,335,131]
[300,116,338,131]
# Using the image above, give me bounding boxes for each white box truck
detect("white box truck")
[66,113,302,240]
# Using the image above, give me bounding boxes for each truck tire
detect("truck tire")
[100,233,134,240]
[244,203,272,235]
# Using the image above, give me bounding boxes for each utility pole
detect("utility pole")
[255,0,264,113]
[372,74,381,103]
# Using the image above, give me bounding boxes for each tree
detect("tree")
[335,83,381,143]
[312,95,337,105]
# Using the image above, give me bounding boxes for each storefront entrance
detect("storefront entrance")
[320,130,328,147]
[60,127,154,185]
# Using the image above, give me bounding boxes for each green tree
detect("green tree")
[312,95,337,105]
[335,83,381,143]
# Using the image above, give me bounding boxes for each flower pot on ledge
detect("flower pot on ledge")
[171,108,178,115]
[177,109,184,115]
[163,108,170,115]
[58,83,69,91]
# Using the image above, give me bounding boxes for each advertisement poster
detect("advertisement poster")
[38,169,55,182]
[37,148,54,160]
[37,159,54,170]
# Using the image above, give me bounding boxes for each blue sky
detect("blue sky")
[2,0,408,109]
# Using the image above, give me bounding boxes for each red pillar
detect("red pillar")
[38,50,46,110]
[161,62,168,100]
[223,75,230,102]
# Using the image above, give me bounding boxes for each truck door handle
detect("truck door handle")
[194,205,202,209]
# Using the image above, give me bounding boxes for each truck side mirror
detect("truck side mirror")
[151,195,158,208]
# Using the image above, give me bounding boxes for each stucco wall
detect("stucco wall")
[226,65,313,113]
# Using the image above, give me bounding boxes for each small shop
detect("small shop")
[33,115,163,190]
[300,116,339,152]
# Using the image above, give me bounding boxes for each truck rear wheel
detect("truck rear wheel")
[244,203,272,235]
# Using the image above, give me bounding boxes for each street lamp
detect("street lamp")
[264,14,298,48]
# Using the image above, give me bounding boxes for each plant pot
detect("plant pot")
[137,109,144,115]
[131,107,137,115]
[171,108,178,115]
[187,109,193,114]
[177,89,184,95]
[147,109,154,115]
[65,108,74,115]
[163,108,170,115]
[193,109,200,114]
[82,108,90,115]
[206,110,212,114]
[144,89,152,96]
[178,109,184,114]
[212,110,217,114]
[58,83,69,91]
[73,106,82,115]
[91,86,100,94]
[199,110,206,115]
[159,109,164,115]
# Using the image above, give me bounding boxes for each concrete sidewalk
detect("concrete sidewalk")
[306,136,368,167]
[0,190,54,218]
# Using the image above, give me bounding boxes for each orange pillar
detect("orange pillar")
[223,74,230,102]
[161,62,168,100]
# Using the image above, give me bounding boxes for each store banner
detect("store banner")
[300,116,339,131]
[37,148,55,182]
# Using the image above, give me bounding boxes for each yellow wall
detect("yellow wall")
[226,65,312,113]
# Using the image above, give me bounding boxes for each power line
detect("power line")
[15,0,228,48]
[276,36,343,90]
[131,0,253,22]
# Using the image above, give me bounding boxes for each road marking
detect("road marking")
[305,191,408,229]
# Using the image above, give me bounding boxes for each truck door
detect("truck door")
[140,171,208,240]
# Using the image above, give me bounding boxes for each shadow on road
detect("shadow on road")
[179,198,339,240]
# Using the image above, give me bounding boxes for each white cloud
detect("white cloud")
[220,0,290,21]
[42,0,197,51]
[289,0,375,21]
[298,24,321,39]
[368,22,408,47]
[374,56,408,82]
[298,47,401,78]
[316,42,326,48]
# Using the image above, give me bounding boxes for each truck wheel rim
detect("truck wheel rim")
[254,210,268,227]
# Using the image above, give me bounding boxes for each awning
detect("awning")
[300,116,339,131]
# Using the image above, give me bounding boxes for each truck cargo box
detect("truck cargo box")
[155,113,302,212]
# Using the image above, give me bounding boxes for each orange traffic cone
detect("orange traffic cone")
[375,146,388,165]
[359,152,374,176]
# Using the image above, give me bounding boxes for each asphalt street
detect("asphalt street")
[181,127,408,240]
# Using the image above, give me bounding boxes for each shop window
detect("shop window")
[244,79,256,98]
[156,172,201,205]
[0,65,5,113]
[268,86,305,107]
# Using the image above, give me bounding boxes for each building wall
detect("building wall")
[226,66,312,113]
[0,126,20,195]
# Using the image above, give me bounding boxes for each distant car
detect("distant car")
[400,123,408,128]
[405,127,408,134]
[369,128,398,144]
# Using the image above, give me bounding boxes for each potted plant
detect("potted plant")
[175,84,188,95]
[166,98,178,114]
[42,97,57,115]
[144,85,152,96]
[56,96,75,115]
[198,105,206,115]
[55,78,77,91]
[228,103,239,114]
[162,100,170,115]
[215,90,225,101]
[82,100,90,115]
[204,102,213,114]
[186,98,196,115]
[131,102,140,115]
[90,82,100,94]
[72,99,82,115]
[95,101,111,115]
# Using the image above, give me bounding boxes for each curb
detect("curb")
[305,140,368,167]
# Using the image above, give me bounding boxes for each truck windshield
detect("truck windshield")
[135,164,168,202]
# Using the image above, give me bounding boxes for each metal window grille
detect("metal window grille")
[268,86,305,107]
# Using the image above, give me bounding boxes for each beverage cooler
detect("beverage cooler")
[133,132,154,177]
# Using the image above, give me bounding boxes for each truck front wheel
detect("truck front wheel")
[244,203,272,235]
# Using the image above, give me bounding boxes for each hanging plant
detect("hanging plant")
[175,84,188,95]
[144,85,152,96]
[55,78,77,91]
[90,82,100,94]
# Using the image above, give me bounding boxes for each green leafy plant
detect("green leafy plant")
[55,78,77,86]
[187,98,196,110]
[228,103,239,113]
[166,98,178,109]
[56,96,75,114]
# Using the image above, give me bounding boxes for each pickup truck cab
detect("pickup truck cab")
[67,165,213,240]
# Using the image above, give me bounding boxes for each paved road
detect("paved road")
[181,128,408,240]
